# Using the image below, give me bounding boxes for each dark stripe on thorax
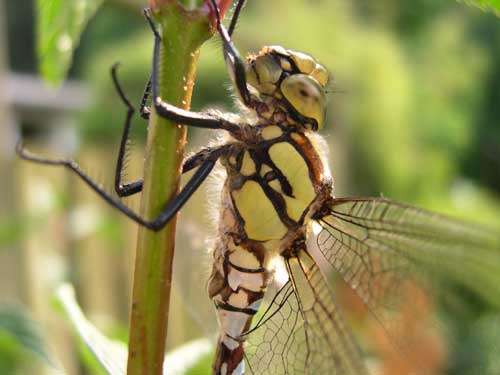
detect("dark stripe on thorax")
[285,131,324,186]
[229,129,320,233]
[231,139,298,229]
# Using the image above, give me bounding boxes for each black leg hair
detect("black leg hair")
[139,76,152,120]
[181,147,221,173]
[142,8,241,133]
[110,63,145,197]
[139,9,161,121]
[210,0,251,106]
[16,142,228,231]
[110,63,208,196]
[138,17,160,120]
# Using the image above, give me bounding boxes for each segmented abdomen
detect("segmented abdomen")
[208,179,277,374]
[208,129,326,375]
[208,235,271,375]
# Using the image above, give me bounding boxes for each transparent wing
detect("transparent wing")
[315,197,500,347]
[244,250,368,375]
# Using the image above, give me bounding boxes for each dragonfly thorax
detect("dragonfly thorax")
[245,46,330,131]
[220,125,327,243]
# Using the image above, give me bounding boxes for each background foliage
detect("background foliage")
[36,0,104,85]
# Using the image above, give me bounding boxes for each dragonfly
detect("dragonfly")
[17,0,500,374]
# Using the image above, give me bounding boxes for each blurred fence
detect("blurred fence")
[1,70,87,373]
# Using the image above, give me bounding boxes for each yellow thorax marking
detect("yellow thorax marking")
[261,125,283,140]
[228,155,237,167]
[268,179,281,192]
[268,142,316,222]
[232,180,288,241]
[260,164,273,177]
[240,151,256,176]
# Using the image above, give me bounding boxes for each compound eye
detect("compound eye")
[280,74,326,130]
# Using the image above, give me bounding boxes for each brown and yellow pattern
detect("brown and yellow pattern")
[208,118,332,375]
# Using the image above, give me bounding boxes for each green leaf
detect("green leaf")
[184,350,213,375]
[0,304,54,367]
[55,283,214,375]
[55,284,127,375]
[36,0,105,85]
[461,0,500,15]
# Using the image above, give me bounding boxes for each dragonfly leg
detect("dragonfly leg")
[142,9,242,134]
[111,18,220,198]
[209,0,252,106]
[139,75,152,120]
[110,63,145,197]
[227,0,246,37]
[16,142,227,231]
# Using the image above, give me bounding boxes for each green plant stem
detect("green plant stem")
[126,3,212,374]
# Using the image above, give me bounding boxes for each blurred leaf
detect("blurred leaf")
[164,336,213,374]
[55,284,127,375]
[184,350,213,375]
[447,312,500,374]
[0,305,54,368]
[55,283,214,375]
[77,339,108,375]
[470,314,500,373]
[79,30,230,141]
[0,330,26,374]
[0,217,26,246]
[36,0,105,85]
[461,0,500,14]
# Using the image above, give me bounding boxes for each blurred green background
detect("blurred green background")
[0,0,499,374]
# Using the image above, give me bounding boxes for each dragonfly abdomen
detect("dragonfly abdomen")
[207,126,329,374]
[208,234,272,375]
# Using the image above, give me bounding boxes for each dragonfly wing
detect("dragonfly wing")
[244,250,368,375]
[314,197,500,349]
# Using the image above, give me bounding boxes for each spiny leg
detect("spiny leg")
[17,142,227,231]
[112,69,214,197]
[111,59,160,196]
[142,8,241,133]
[139,10,164,120]
[228,0,246,37]
[110,63,145,197]
[113,2,232,197]
[112,8,223,197]
[139,76,152,120]
[210,0,251,106]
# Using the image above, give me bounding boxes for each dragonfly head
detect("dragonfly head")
[245,46,330,131]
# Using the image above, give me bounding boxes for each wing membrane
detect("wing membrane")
[242,198,499,374]
[315,197,500,345]
[244,250,367,375]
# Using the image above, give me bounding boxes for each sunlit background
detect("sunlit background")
[1,0,499,374]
